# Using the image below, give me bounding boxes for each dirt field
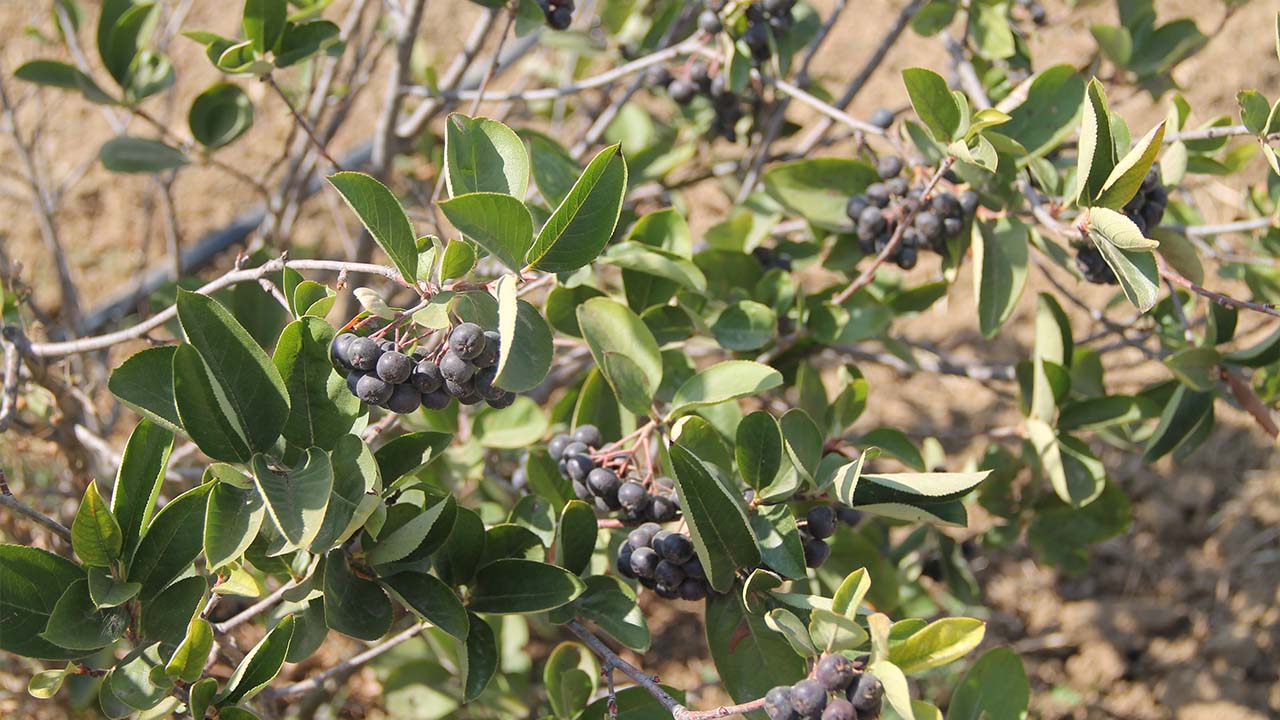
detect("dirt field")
[1,1,1277,718]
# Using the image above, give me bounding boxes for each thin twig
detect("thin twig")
[265,74,344,170]
[270,622,427,700]
[0,468,72,542]
[1157,257,1280,319]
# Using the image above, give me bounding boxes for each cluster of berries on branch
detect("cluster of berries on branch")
[330,321,514,413]
[536,0,574,30]
[1076,167,1167,285]
[742,0,798,63]
[765,654,884,720]
[616,523,711,601]
[546,425,682,522]
[649,61,752,142]
[845,155,979,270]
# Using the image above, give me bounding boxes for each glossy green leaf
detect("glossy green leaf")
[763,158,879,232]
[165,618,213,683]
[889,617,985,674]
[365,499,451,566]
[273,317,359,449]
[87,567,141,609]
[42,579,128,651]
[128,483,211,602]
[252,448,332,553]
[467,559,586,613]
[327,171,418,283]
[310,434,379,553]
[524,130,580,206]
[493,273,554,392]
[736,411,784,490]
[705,592,806,708]
[109,346,181,433]
[0,545,87,660]
[577,297,663,415]
[323,551,392,641]
[1076,78,1116,204]
[973,218,1029,338]
[669,443,760,592]
[946,647,1030,720]
[1095,121,1166,209]
[903,67,961,142]
[72,481,122,567]
[99,136,187,173]
[189,82,253,147]
[204,478,266,570]
[669,361,782,419]
[381,571,469,640]
[460,613,498,702]
[220,615,295,705]
[554,500,597,576]
[527,144,629,272]
[445,113,530,198]
[554,575,650,652]
[474,396,549,448]
[439,192,535,273]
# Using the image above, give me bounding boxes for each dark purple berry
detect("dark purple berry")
[439,350,474,382]
[448,323,485,360]
[649,494,678,521]
[816,654,856,693]
[330,332,356,369]
[869,107,894,129]
[548,434,572,460]
[564,454,594,482]
[355,374,393,405]
[486,390,515,409]
[587,467,620,497]
[421,387,451,410]
[669,79,697,105]
[616,544,636,578]
[548,5,572,29]
[572,424,603,448]
[806,506,837,540]
[765,686,799,720]
[618,481,649,512]
[876,155,903,179]
[836,507,862,526]
[376,351,413,384]
[821,699,856,720]
[804,538,831,568]
[630,546,660,578]
[959,190,980,216]
[386,383,421,414]
[790,679,827,718]
[655,559,686,586]
[678,577,708,601]
[698,9,722,33]
[473,331,500,369]
[848,673,883,716]
[347,337,381,371]
[410,360,444,393]
[682,556,705,579]
[655,532,695,564]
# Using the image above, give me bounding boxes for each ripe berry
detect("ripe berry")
[848,673,883,716]
[743,23,769,51]
[421,387,451,410]
[587,467,621,497]
[347,337,381,371]
[486,389,516,409]
[572,480,591,500]
[898,246,918,270]
[943,217,965,237]
[914,211,943,241]
[655,559,686,586]
[656,532,695,564]
[764,0,793,13]
[562,441,590,459]
[618,480,649,512]
[885,177,908,197]
[816,654,856,692]
[548,434,572,460]
[646,65,673,88]
[386,383,421,414]
[548,5,572,29]
[449,323,486,360]
[410,360,444,393]
[790,678,828,718]
[804,538,831,568]
[836,507,862,526]
[821,699,856,720]
[630,546,660,578]
[865,183,891,208]
[806,506,837,540]
[858,206,886,233]
[876,155,903,179]
[669,79,697,105]
[932,193,962,218]
[572,424,603,448]
[473,366,502,400]
[626,527,655,551]
[564,454,594,482]
[959,189,980,216]
[439,350,474,382]
[355,374,394,405]
[649,494,678,521]
[698,9,722,33]
[846,195,868,221]
[765,686,799,720]
[869,107,894,129]
[616,544,636,578]
[376,351,413,384]
[654,583,679,599]
[678,577,708,601]
[472,331,500,369]
[331,332,356,369]
[682,556,705,579]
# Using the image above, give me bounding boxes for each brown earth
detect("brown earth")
[1,1,1278,718]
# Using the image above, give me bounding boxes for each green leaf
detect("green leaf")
[712,300,777,351]
[310,434,380,553]
[467,559,586,614]
[668,361,782,418]
[445,113,530,197]
[763,158,879,233]
[439,192,535,273]
[544,642,597,720]
[524,130,581,206]
[1095,121,1166,209]
[188,678,218,720]
[946,647,1030,720]
[87,567,141,609]
[828,450,873,508]
[434,507,486,587]
[494,274,554,392]
[274,20,340,67]
[870,658,916,720]
[99,136,188,173]
[381,572,469,640]
[243,0,287,54]
[189,82,254,148]
[889,617,985,674]
[99,1,158,85]
[1002,65,1085,160]
[1239,90,1270,136]
[0,545,87,660]
[605,242,707,293]
[109,346,181,433]
[323,550,392,641]
[110,419,173,561]
[1223,325,1280,367]
[736,411,783,491]
[327,171,418,283]
[752,504,806,580]
[220,615,295,705]
[555,575,650,652]
[554,500,597,576]
[766,607,818,657]
[173,343,251,462]
[705,592,806,708]
[440,240,476,280]
[204,476,266,570]
[903,67,961,142]
[1164,346,1220,391]
[374,431,452,484]
[27,667,68,699]
[1087,209,1159,311]
[16,59,114,103]
[1058,395,1158,431]
[365,499,451,565]
[1028,420,1104,507]
[107,643,167,710]
[781,408,825,482]
[139,576,205,646]
[669,443,761,593]
[128,483,212,602]
[1143,385,1213,462]
[72,481,122,567]
[273,317,359,449]
[809,607,869,653]
[165,618,213,684]
[42,579,128,650]
[831,567,872,618]
[460,613,498,702]
[252,448,333,553]
[176,289,290,453]
[473,396,549,448]
[973,217,1029,338]
[577,297,663,415]
[580,686,686,720]
[526,144,628,272]
[1076,78,1116,205]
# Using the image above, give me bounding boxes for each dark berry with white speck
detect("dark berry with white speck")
[347,337,381,371]
[790,678,828,718]
[765,686,799,720]
[816,653,856,693]
[376,351,413,384]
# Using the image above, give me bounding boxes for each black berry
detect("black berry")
[572,424,603,448]
[821,699,856,720]
[449,323,486,360]
[848,673,883,716]
[410,360,444,393]
[804,538,831,568]
[330,332,356,369]
[386,383,421,414]
[355,374,393,405]
[816,654,856,692]
[439,350,474,383]
[630,546,660,578]
[790,678,828,718]
[376,351,413,384]
[806,506,837,540]
[347,337,381,371]
[765,686,799,720]
[548,434,572,460]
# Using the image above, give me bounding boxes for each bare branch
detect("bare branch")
[270,622,427,700]
[0,468,72,543]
